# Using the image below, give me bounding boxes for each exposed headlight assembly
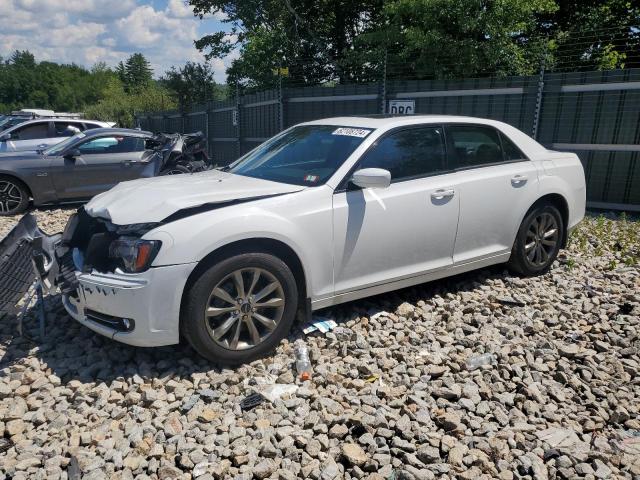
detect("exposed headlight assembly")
[108,237,161,273]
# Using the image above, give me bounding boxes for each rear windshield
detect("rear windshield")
[227,125,372,186]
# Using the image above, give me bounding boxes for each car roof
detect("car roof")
[4,118,111,130]
[80,127,153,138]
[300,114,550,159]
[300,114,516,129]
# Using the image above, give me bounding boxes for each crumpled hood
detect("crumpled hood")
[85,170,305,225]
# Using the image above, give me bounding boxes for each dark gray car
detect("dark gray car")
[0,128,162,215]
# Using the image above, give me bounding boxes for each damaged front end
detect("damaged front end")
[52,208,188,345]
[1,209,181,343]
[57,208,161,284]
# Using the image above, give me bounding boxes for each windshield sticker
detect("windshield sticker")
[332,127,371,138]
[304,174,320,183]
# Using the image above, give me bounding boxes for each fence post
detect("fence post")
[380,48,388,114]
[278,65,284,132]
[235,82,241,159]
[532,44,547,139]
[205,103,210,159]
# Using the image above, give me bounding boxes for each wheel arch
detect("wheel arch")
[179,237,309,327]
[525,193,570,247]
[0,172,33,200]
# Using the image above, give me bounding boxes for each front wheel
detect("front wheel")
[181,253,299,364]
[0,176,29,216]
[508,204,564,276]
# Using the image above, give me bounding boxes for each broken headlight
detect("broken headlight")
[108,237,161,273]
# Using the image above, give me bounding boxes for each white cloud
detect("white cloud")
[0,0,232,81]
[16,0,137,18]
[166,0,194,18]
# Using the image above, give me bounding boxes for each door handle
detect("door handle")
[511,175,528,185]
[431,188,455,200]
[122,160,137,166]
[37,143,48,149]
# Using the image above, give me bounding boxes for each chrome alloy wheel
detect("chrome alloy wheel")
[0,180,22,213]
[524,212,559,267]
[204,268,285,350]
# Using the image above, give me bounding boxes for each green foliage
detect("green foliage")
[190,0,385,89]
[0,51,102,113]
[123,53,154,91]
[395,0,553,76]
[0,51,176,128]
[84,78,176,128]
[190,0,640,89]
[160,62,226,109]
[568,213,640,267]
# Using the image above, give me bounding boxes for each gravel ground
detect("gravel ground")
[0,208,639,480]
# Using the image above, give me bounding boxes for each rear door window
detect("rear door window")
[54,122,85,137]
[446,125,506,169]
[500,132,528,161]
[12,122,50,140]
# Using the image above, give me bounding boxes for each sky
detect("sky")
[0,0,237,82]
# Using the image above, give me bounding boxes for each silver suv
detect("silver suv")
[0,118,115,153]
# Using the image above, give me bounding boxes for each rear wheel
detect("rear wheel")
[0,176,29,216]
[508,204,564,276]
[182,253,298,364]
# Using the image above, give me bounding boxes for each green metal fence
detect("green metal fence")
[137,68,640,211]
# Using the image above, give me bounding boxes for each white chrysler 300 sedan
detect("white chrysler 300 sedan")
[54,115,585,364]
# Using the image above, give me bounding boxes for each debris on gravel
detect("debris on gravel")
[0,208,639,479]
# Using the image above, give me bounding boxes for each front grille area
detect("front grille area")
[56,250,79,296]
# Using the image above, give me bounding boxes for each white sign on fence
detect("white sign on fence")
[232,108,239,126]
[388,99,415,115]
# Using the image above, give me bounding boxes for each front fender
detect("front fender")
[145,190,334,300]
[0,168,56,205]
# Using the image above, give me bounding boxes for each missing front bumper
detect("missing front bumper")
[0,214,60,314]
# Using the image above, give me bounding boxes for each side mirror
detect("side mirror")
[350,168,391,189]
[0,133,11,142]
[64,148,81,159]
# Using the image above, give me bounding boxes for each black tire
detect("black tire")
[181,253,299,365]
[0,175,30,216]
[160,164,190,175]
[508,203,564,276]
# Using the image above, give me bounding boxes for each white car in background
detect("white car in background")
[0,118,114,152]
[51,115,585,364]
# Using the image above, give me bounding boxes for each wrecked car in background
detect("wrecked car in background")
[0,128,210,215]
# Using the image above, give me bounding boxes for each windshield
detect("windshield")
[227,125,373,186]
[0,116,29,131]
[44,131,86,155]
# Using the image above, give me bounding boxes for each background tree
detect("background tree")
[190,0,640,89]
[0,51,177,127]
[122,53,154,91]
[190,0,385,89]
[161,61,226,109]
[535,0,640,70]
